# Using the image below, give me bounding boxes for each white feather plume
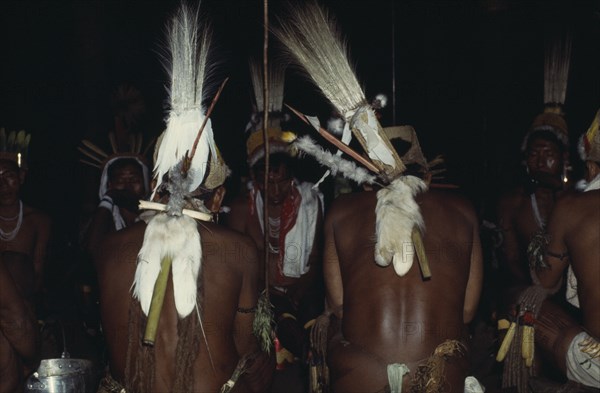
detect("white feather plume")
[544,34,572,106]
[133,213,202,318]
[272,2,366,115]
[327,117,345,136]
[153,4,216,195]
[375,176,427,276]
[294,135,376,185]
[249,60,286,114]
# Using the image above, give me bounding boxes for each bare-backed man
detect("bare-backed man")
[93,5,272,392]
[534,111,600,390]
[324,172,483,392]
[95,203,271,392]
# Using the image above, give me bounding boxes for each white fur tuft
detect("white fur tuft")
[372,94,388,109]
[327,117,345,136]
[374,176,427,276]
[133,213,202,318]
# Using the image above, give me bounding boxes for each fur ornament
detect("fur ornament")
[133,212,201,318]
[375,176,427,276]
[294,135,377,185]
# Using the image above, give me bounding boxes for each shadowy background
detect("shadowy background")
[1,0,599,265]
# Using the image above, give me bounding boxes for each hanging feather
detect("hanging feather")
[375,176,427,276]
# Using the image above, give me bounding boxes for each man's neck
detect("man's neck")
[0,200,21,218]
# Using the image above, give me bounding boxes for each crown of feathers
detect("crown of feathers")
[523,34,572,151]
[0,128,31,168]
[78,131,153,199]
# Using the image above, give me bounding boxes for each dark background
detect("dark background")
[1,0,599,246]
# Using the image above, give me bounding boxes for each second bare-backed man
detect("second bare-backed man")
[324,172,483,393]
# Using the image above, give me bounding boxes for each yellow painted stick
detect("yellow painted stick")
[412,227,431,279]
[496,321,517,362]
[522,325,534,367]
[143,255,172,346]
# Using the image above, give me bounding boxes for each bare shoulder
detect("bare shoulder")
[23,204,51,226]
[198,222,259,273]
[497,186,525,212]
[326,191,374,223]
[94,222,145,274]
[424,189,478,223]
[554,189,599,220]
[223,195,250,233]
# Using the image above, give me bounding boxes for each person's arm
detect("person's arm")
[234,240,273,392]
[537,199,569,289]
[464,216,483,324]
[323,209,343,320]
[84,208,114,255]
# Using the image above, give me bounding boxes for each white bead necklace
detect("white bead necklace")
[0,200,23,241]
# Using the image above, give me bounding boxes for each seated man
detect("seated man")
[534,110,600,391]
[323,128,483,393]
[1,132,51,294]
[272,4,483,390]
[94,5,271,392]
[226,61,324,379]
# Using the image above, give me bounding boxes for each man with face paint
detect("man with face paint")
[496,109,571,287]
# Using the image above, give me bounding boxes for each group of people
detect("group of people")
[1,2,598,393]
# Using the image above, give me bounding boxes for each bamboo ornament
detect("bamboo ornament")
[143,255,173,346]
[412,227,431,279]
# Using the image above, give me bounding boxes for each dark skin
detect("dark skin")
[497,136,568,286]
[0,159,51,293]
[534,161,600,374]
[85,161,146,254]
[324,187,483,392]
[94,210,272,392]
[0,253,38,393]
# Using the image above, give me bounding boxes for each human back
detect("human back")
[326,187,482,392]
[96,219,262,392]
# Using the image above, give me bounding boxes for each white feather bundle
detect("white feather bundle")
[133,213,201,318]
[544,35,572,105]
[294,135,376,185]
[153,4,215,195]
[375,176,427,276]
[249,60,286,114]
[272,2,366,115]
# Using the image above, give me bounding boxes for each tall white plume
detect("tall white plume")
[153,4,217,195]
[544,34,572,106]
[375,176,427,276]
[272,2,366,115]
[249,60,286,114]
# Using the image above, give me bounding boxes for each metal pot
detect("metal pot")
[25,358,96,393]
